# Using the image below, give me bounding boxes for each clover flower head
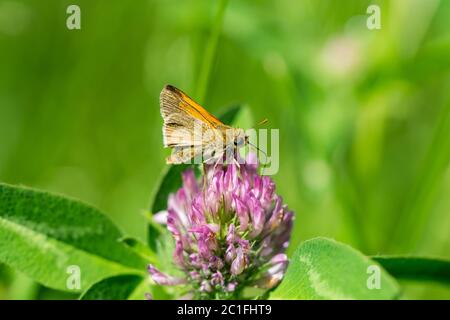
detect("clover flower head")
[148,154,294,299]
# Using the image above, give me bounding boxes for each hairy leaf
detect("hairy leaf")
[271,237,399,300]
[0,183,147,292]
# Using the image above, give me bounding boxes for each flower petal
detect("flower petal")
[147,264,186,286]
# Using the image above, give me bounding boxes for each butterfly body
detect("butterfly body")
[160,85,248,165]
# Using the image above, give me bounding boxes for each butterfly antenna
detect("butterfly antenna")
[247,141,269,176]
[252,118,269,128]
[248,141,267,161]
[259,118,269,126]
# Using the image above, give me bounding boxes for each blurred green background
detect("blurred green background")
[0,0,449,299]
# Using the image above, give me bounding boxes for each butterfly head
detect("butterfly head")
[233,128,248,148]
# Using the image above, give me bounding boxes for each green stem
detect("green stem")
[389,84,450,252]
[195,0,228,104]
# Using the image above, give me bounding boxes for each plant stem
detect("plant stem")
[195,0,228,104]
[390,87,450,253]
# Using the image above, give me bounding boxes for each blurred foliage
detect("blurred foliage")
[0,0,449,299]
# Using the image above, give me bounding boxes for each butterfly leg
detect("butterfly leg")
[201,163,207,190]
[212,151,224,172]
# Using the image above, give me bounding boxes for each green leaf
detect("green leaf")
[80,274,172,300]
[119,236,157,264]
[271,237,399,300]
[80,274,145,300]
[148,164,193,251]
[216,105,243,125]
[150,164,192,215]
[153,227,184,278]
[373,256,450,284]
[0,183,147,292]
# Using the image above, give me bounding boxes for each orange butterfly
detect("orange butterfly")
[160,85,248,165]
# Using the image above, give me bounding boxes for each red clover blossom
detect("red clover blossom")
[148,154,294,299]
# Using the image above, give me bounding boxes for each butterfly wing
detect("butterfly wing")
[160,85,229,164]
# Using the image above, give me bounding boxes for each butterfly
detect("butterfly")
[160,85,248,165]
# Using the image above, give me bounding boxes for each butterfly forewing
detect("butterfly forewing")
[160,85,229,164]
